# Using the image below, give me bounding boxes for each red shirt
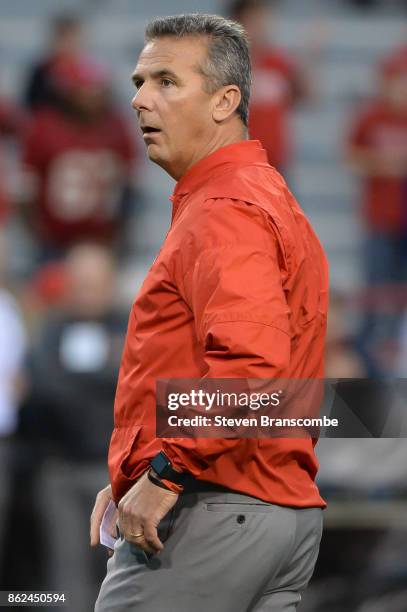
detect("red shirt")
[22,108,136,246]
[350,102,407,234]
[109,140,329,508]
[248,48,300,169]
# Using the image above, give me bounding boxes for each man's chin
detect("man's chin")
[146,144,166,166]
[146,143,159,159]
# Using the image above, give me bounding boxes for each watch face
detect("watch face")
[152,452,170,475]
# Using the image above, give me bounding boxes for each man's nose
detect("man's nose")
[131,85,153,112]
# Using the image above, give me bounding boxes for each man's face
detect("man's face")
[131,36,216,179]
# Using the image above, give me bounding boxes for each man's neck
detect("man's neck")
[173,128,247,181]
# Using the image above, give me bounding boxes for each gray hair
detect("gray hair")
[144,13,251,127]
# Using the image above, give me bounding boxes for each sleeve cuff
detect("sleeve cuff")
[161,442,206,479]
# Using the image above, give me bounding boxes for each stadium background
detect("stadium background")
[0,0,406,610]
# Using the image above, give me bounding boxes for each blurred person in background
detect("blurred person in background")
[0,232,27,439]
[23,14,83,112]
[229,0,312,172]
[347,45,407,376]
[0,230,27,583]
[20,55,138,265]
[16,242,128,612]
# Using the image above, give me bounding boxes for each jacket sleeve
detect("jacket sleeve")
[161,198,292,477]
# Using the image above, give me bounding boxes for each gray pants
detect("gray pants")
[95,489,323,612]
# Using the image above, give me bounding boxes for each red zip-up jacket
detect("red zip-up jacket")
[109,140,329,507]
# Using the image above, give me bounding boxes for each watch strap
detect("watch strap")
[148,468,183,494]
[150,451,188,485]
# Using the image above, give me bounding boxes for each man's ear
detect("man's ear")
[212,85,242,123]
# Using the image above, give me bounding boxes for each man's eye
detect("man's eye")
[134,81,143,90]
[161,78,173,88]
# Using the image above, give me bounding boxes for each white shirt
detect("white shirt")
[0,289,26,435]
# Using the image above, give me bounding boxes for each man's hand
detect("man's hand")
[90,484,117,549]
[118,471,179,555]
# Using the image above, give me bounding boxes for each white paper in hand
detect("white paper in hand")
[100,499,118,550]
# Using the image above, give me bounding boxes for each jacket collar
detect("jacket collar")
[171,140,268,200]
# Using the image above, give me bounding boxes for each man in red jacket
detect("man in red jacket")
[91,14,328,611]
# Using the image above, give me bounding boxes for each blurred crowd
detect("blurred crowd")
[0,1,406,611]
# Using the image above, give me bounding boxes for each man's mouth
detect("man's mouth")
[141,126,161,136]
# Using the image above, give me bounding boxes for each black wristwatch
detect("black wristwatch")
[150,451,188,485]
